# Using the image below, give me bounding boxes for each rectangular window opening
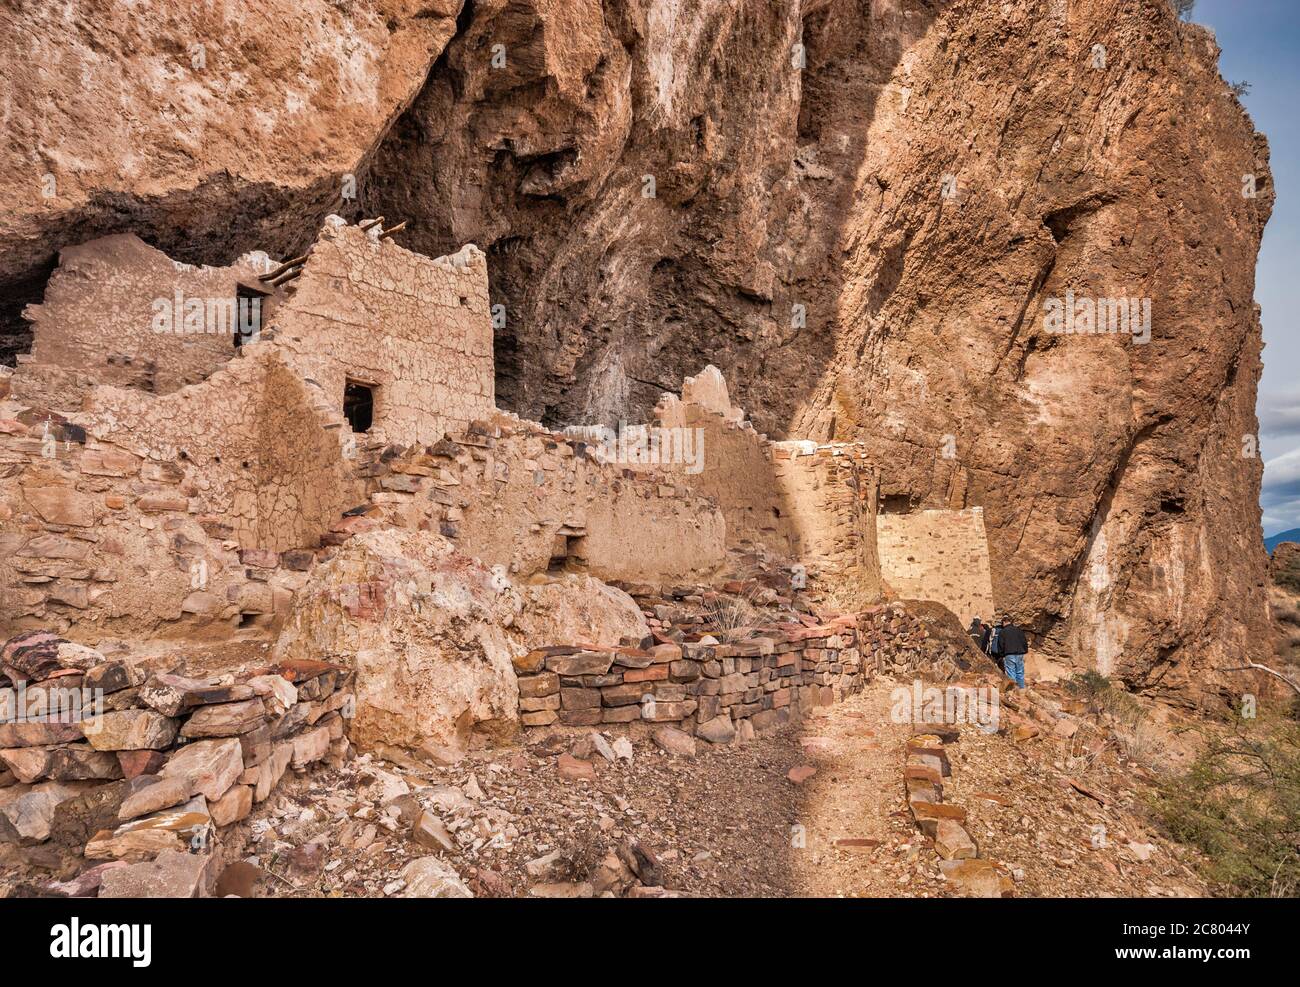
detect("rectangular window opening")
[344,379,376,433]
[233,283,269,348]
[547,533,588,574]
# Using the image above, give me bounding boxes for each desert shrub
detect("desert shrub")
[702,588,762,641]
[1064,670,1112,713]
[1065,671,1162,760]
[1151,723,1300,897]
[1274,561,1300,597]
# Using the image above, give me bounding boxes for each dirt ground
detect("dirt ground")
[216,677,1208,898]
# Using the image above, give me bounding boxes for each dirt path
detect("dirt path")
[221,678,1208,898]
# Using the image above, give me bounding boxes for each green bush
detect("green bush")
[1152,723,1300,897]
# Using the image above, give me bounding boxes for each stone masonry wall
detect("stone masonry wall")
[11,234,278,412]
[344,413,727,587]
[617,366,883,606]
[512,615,864,742]
[0,631,352,897]
[769,441,881,610]
[876,508,995,626]
[0,349,358,640]
[267,222,494,447]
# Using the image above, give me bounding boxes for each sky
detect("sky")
[1196,1,1300,535]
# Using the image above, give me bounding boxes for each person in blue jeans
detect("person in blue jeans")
[994,615,1029,688]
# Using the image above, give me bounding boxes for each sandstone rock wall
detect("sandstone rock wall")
[356,0,1273,703]
[0,0,463,361]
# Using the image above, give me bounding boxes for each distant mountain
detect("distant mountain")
[1265,529,1300,554]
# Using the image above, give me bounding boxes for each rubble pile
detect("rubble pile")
[0,630,352,897]
[860,601,990,681]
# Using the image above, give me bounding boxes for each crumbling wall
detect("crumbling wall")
[11,235,276,410]
[770,442,881,610]
[640,367,882,606]
[0,347,359,639]
[268,223,495,446]
[876,509,995,626]
[253,355,362,551]
[345,415,726,588]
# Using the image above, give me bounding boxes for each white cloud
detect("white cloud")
[1259,392,1300,439]
[1262,446,1300,534]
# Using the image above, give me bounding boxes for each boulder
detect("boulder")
[696,715,737,744]
[652,726,697,758]
[272,530,523,752]
[98,849,213,898]
[398,856,473,898]
[81,710,179,751]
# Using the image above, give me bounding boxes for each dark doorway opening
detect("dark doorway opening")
[344,380,375,433]
[547,532,587,574]
[879,494,914,515]
[233,282,269,348]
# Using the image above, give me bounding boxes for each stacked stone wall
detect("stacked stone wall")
[512,615,864,740]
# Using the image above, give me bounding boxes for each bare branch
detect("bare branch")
[1220,661,1300,697]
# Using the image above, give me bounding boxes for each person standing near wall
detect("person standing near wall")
[996,615,1029,689]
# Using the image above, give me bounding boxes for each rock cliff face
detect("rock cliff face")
[0,0,462,360]
[0,0,1273,705]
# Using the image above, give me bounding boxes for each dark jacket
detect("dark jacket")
[999,623,1028,655]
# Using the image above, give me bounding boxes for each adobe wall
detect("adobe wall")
[10,234,277,411]
[875,508,995,626]
[0,347,360,640]
[267,222,494,446]
[770,441,882,610]
[609,366,884,606]
[342,414,726,586]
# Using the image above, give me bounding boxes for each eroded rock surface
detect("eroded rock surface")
[359,0,1273,702]
[0,0,1275,703]
[272,529,523,751]
[0,0,462,357]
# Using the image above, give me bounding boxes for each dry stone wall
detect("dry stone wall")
[512,615,865,742]
[267,223,495,447]
[0,630,352,897]
[858,601,993,683]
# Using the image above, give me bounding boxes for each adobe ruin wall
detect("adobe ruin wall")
[876,508,996,626]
